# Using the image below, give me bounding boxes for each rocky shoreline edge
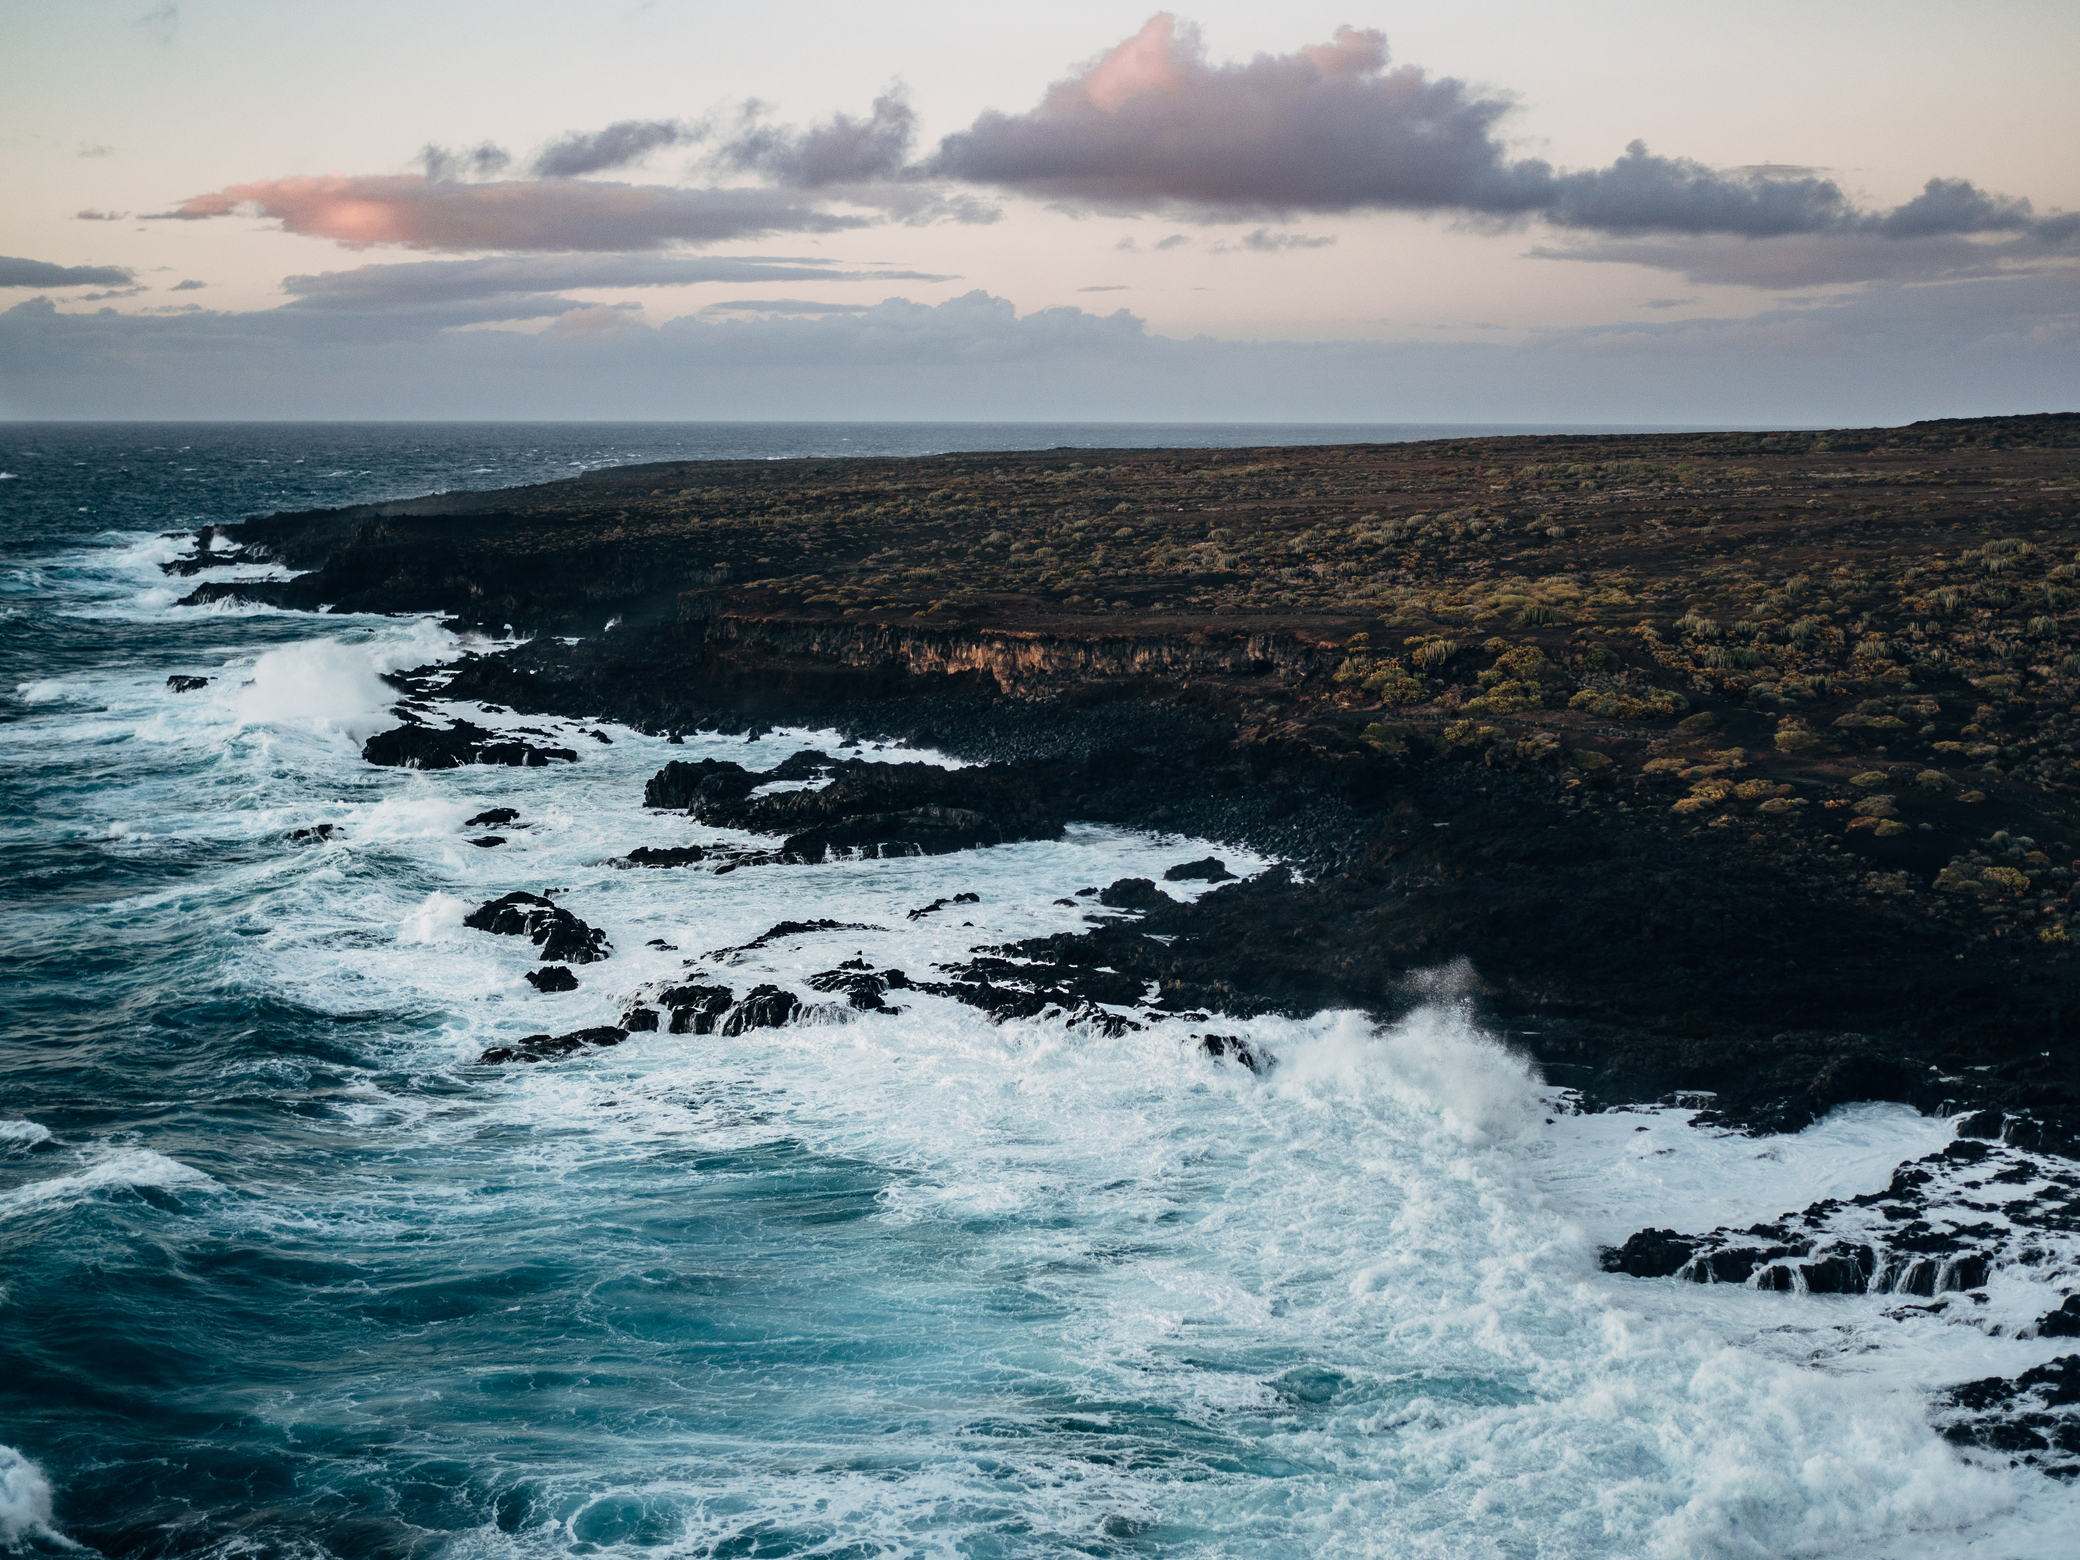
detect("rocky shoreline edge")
[169,416,2080,1471]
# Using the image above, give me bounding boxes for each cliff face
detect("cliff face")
[696,611,1342,699]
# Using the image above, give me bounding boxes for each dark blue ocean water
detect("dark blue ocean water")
[2,424,2070,1559]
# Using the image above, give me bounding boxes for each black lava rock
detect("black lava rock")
[1600,1229,1703,1279]
[463,891,611,963]
[1164,856,1235,882]
[166,675,211,693]
[623,845,709,868]
[1198,1034,1261,1072]
[467,808,520,827]
[1098,877,1171,911]
[524,965,579,992]
[659,984,735,1034]
[722,984,801,1035]
[671,758,1066,860]
[363,720,577,769]
[478,1025,627,1065]
[2037,1295,2080,1338]
[644,758,756,811]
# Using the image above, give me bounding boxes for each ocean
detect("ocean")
[2,423,2074,1559]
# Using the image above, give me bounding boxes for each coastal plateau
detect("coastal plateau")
[177,414,2080,1144]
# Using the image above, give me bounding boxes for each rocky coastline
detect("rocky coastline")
[173,414,2080,1139]
[166,412,2080,1472]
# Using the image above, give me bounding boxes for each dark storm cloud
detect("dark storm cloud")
[533,120,701,178]
[0,256,135,288]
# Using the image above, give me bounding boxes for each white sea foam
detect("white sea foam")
[0,1122,51,1152]
[0,1447,62,1548]
[0,1148,216,1219]
[236,620,457,742]
[11,679,95,705]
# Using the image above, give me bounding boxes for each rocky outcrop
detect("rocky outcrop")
[363,720,577,769]
[672,758,1066,859]
[1938,1356,2080,1476]
[463,892,611,963]
[479,1025,626,1065]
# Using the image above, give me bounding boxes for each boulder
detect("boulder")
[166,675,211,693]
[722,984,801,1035]
[1599,1228,1703,1279]
[658,984,735,1034]
[644,758,755,811]
[467,808,520,827]
[524,965,579,993]
[1164,857,1235,883]
[463,891,611,963]
[1098,877,1171,911]
[2037,1295,2080,1338]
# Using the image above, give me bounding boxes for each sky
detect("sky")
[2,0,2075,424]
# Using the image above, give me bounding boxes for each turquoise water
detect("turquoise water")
[2,425,2073,1558]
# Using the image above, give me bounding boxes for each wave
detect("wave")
[0,1446,66,1550]
[0,1123,52,1152]
[0,1149,216,1220]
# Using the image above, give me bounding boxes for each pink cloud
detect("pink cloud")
[1080,13,1191,112]
[164,175,866,251]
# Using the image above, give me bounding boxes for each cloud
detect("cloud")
[76,144,115,159]
[1644,297,1697,309]
[74,209,126,221]
[697,298,874,314]
[1077,285,1128,292]
[1534,218,2080,289]
[162,175,872,251]
[1218,228,1335,252]
[277,253,953,311]
[533,119,699,178]
[132,3,177,44]
[169,278,207,291]
[0,256,135,288]
[5,277,2073,424]
[419,142,512,182]
[1877,176,2036,238]
[714,91,916,187]
[929,13,2068,249]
